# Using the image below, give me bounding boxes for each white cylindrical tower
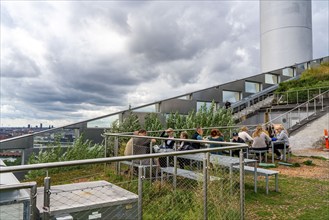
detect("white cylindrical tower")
[260,0,313,73]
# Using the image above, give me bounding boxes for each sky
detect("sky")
[1,1,328,128]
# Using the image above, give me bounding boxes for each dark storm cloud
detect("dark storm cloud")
[0,1,327,127]
[1,48,41,78]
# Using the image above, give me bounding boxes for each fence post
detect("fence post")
[203,156,208,220]
[150,142,153,183]
[239,149,245,220]
[114,137,119,174]
[138,166,143,220]
[30,183,37,220]
[43,177,51,220]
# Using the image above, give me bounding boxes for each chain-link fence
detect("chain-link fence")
[0,182,37,220]
[1,137,248,220]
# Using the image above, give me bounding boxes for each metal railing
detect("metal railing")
[0,136,248,220]
[266,89,328,131]
[274,86,329,105]
[0,182,37,220]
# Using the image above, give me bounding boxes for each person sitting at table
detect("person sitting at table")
[251,125,271,161]
[191,127,204,149]
[238,126,253,144]
[177,131,194,168]
[133,129,156,165]
[272,124,290,160]
[231,132,245,157]
[208,129,224,155]
[160,128,175,149]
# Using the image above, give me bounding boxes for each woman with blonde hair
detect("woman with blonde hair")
[251,125,271,152]
[238,126,253,143]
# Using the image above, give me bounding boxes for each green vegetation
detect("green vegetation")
[277,62,329,93]
[26,135,103,179]
[276,62,329,103]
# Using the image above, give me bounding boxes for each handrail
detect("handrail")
[265,89,329,126]
[274,85,329,94]
[0,144,247,173]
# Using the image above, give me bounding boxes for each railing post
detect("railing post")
[150,142,153,183]
[239,149,245,220]
[314,99,317,115]
[286,92,289,105]
[298,108,301,124]
[30,183,37,220]
[203,156,208,220]
[114,137,119,174]
[306,102,309,120]
[43,177,51,220]
[297,91,299,104]
[138,166,143,220]
[321,95,324,111]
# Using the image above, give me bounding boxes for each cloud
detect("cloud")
[0,1,328,127]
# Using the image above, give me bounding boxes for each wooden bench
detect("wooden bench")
[233,165,279,194]
[160,167,220,184]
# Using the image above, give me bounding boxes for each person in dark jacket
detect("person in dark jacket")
[177,131,193,168]
[231,132,245,157]
[160,128,175,149]
[191,127,203,149]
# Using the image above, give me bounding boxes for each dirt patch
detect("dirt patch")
[272,157,329,180]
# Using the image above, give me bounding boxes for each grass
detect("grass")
[245,175,329,219]
[24,158,329,219]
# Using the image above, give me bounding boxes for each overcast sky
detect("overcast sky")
[1,1,328,128]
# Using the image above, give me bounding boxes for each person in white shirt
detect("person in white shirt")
[238,126,253,144]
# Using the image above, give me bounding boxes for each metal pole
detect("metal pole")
[150,142,153,183]
[115,137,119,174]
[138,166,143,220]
[306,102,309,120]
[43,177,51,220]
[203,157,208,220]
[298,108,301,124]
[314,99,317,115]
[286,92,289,105]
[174,153,177,189]
[239,149,245,220]
[321,95,324,111]
[104,135,107,172]
[297,91,299,104]
[30,184,37,220]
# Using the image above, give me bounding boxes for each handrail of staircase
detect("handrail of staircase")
[265,89,329,126]
[231,75,301,110]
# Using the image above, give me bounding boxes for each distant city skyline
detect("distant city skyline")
[1,1,328,127]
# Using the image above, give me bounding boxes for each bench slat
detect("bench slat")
[161,167,220,181]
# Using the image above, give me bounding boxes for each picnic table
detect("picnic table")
[178,153,258,192]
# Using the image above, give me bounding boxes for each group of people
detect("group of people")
[123,124,290,168]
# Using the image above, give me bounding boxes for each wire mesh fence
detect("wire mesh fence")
[0,182,37,220]
[1,138,248,220]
